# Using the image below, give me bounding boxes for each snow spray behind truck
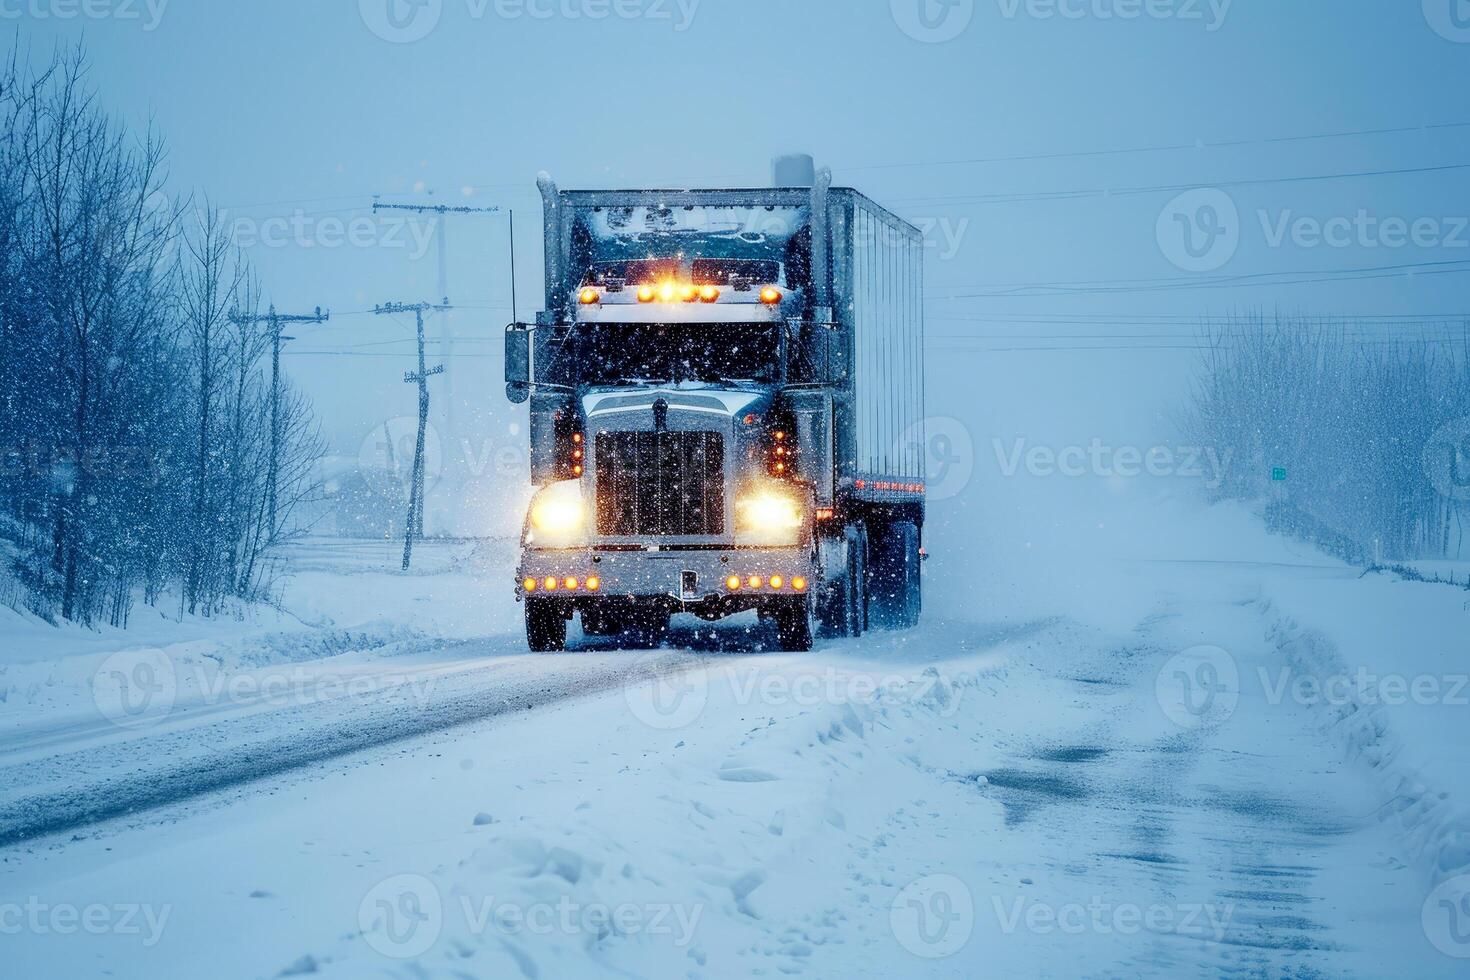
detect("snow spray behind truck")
[504,155,925,652]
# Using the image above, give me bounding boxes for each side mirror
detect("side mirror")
[505,325,530,404]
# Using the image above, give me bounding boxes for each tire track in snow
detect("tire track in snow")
[0,635,746,848]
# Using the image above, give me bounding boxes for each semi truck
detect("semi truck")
[504,156,925,652]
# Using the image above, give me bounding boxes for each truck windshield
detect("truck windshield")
[556,323,780,386]
[582,260,678,286]
[691,259,781,286]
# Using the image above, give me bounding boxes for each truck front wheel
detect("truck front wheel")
[774,599,814,652]
[525,598,568,652]
[871,521,922,630]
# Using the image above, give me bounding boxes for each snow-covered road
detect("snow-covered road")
[2,556,1463,978]
[0,635,747,847]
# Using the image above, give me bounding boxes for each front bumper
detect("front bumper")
[516,547,817,612]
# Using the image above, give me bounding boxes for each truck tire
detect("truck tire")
[870,521,921,630]
[819,526,867,638]
[774,599,814,652]
[849,524,869,635]
[525,598,568,652]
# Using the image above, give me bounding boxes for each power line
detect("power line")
[227,305,329,529]
[838,121,1470,174]
[889,161,1470,209]
[372,300,450,570]
[928,258,1470,298]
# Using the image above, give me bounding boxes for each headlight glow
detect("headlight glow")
[525,480,590,549]
[736,492,803,532]
[531,497,585,534]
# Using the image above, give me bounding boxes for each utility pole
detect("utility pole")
[374,300,450,570]
[227,304,329,533]
[372,200,504,534]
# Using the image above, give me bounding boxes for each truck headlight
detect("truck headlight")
[525,480,588,548]
[735,489,806,546]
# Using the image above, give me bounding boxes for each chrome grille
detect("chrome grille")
[595,431,725,536]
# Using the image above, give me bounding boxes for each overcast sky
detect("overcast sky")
[10,0,1470,520]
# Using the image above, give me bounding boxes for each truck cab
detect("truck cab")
[506,162,925,652]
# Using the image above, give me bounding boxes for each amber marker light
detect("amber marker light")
[658,281,678,303]
[769,575,784,589]
[544,577,558,591]
[726,575,741,591]
[637,284,656,303]
[760,287,782,305]
[699,285,720,302]
[564,577,579,591]
[579,287,600,305]
[585,577,600,592]
[747,576,763,589]
[523,577,537,592]
[792,577,808,592]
